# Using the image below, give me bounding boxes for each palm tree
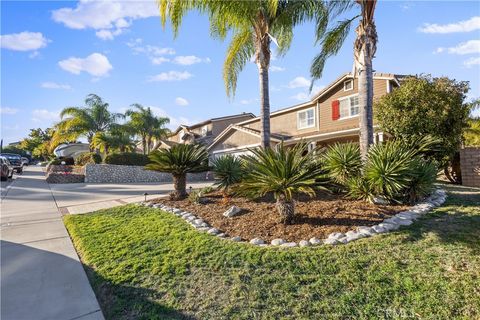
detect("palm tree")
[236,143,327,224]
[92,131,136,155]
[125,104,170,154]
[146,144,209,200]
[56,94,123,150]
[310,0,378,158]
[158,0,328,148]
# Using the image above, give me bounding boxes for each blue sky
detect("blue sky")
[1,1,479,144]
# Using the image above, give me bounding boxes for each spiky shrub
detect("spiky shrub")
[236,143,327,224]
[146,144,209,200]
[404,159,438,204]
[321,142,362,185]
[188,190,204,204]
[211,155,243,194]
[345,176,375,202]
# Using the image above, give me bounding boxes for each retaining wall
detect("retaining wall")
[460,147,480,187]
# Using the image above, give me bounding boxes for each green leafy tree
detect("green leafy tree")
[236,143,327,224]
[375,75,473,183]
[464,116,480,147]
[146,144,209,200]
[158,0,328,148]
[311,0,378,158]
[125,104,170,154]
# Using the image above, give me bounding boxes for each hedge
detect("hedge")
[75,152,102,166]
[104,152,150,166]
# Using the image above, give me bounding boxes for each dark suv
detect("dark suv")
[0,153,23,173]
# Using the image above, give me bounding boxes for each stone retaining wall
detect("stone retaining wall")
[46,173,85,184]
[460,147,480,187]
[84,164,212,183]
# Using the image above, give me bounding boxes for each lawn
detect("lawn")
[64,184,480,320]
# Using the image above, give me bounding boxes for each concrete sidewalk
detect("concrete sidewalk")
[1,167,104,320]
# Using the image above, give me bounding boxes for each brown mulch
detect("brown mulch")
[151,191,409,242]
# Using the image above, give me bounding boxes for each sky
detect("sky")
[1,0,479,145]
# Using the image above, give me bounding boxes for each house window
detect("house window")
[344,79,353,91]
[201,125,208,136]
[339,95,359,119]
[297,108,315,129]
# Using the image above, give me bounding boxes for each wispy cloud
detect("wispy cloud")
[464,57,480,68]
[127,39,176,65]
[419,16,480,34]
[40,82,72,90]
[175,97,189,106]
[147,71,192,82]
[270,66,285,72]
[0,31,50,51]
[287,76,311,89]
[435,40,480,55]
[58,53,113,77]
[31,109,60,123]
[290,92,309,101]
[0,107,19,115]
[173,55,210,65]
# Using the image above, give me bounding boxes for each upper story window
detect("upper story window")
[297,107,315,129]
[201,125,208,136]
[344,79,353,91]
[339,94,359,119]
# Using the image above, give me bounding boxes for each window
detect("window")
[339,95,359,119]
[297,108,315,129]
[344,79,353,91]
[201,125,208,137]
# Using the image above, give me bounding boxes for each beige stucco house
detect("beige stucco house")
[208,72,405,158]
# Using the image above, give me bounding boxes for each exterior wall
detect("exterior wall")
[84,164,211,183]
[209,129,260,153]
[460,148,480,187]
[211,114,256,137]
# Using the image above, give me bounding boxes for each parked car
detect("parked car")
[0,156,14,181]
[0,153,23,173]
[21,157,29,166]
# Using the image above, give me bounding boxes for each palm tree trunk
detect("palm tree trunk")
[256,35,271,149]
[276,195,295,225]
[172,174,187,200]
[142,136,147,155]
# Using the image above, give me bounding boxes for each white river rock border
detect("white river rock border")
[140,188,447,248]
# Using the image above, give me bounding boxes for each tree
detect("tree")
[125,104,170,154]
[310,0,378,158]
[158,0,328,148]
[19,128,58,160]
[56,94,123,150]
[464,117,480,147]
[146,144,209,200]
[375,75,473,183]
[92,130,136,155]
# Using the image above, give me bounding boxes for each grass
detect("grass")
[64,184,480,320]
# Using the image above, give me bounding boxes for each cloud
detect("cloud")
[0,107,18,115]
[287,76,311,89]
[435,40,480,55]
[40,82,72,90]
[464,57,480,68]
[173,55,211,65]
[31,109,60,123]
[52,0,157,40]
[290,85,326,102]
[175,97,189,106]
[419,16,480,34]
[0,31,49,51]
[58,53,113,77]
[290,92,309,101]
[147,71,192,82]
[270,66,285,72]
[147,106,198,129]
[127,40,175,64]
[151,57,170,65]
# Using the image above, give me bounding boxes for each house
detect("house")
[157,112,256,149]
[208,72,405,158]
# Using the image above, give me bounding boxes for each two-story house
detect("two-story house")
[208,72,405,158]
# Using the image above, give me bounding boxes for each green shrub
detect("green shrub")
[211,155,243,193]
[188,190,204,204]
[49,157,75,166]
[104,152,150,166]
[404,159,438,204]
[321,142,362,184]
[345,177,375,202]
[75,152,102,166]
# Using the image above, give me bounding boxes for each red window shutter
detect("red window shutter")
[332,100,340,120]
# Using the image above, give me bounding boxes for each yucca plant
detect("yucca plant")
[321,142,362,185]
[236,143,327,224]
[404,158,438,204]
[345,176,374,202]
[146,144,209,200]
[211,155,244,194]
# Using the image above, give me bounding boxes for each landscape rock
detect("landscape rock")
[378,222,399,231]
[357,226,375,236]
[207,228,220,235]
[372,196,389,205]
[231,236,242,242]
[327,232,345,240]
[193,218,204,225]
[299,240,310,247]
[281,242,298,248]
[217,233,226,238]
[271,239,286,246]
[309,237,323,245]
[250,238,265,245]
[323,238,340,245]
[372,225,388,233]
[223,206,242,218]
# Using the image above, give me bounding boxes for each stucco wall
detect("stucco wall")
[84,164,212,183]
[460,148,480,187]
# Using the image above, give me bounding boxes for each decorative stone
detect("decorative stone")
[217,233,226,238]
[193,219,204,225]
[200,222,209,228]
[281,242,297,248]
[271,239,286,246]
[323,238,339,245]
[299,240,310,247]
[357,226,375,236]
[231,236,242,242]
[250,238,265,245]
[186,216,196,222]
[207,228,220,235]
[372,196,389,205]
[327,232,345,240]
[337,237,348,244]
[223,206,242,218]
[173,209,182,214]
[372,225,388,233]
[309,237,323,245]
[198,227,210,232]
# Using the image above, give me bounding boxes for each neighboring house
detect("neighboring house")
[157,112,256,150]
[209,72,405,158]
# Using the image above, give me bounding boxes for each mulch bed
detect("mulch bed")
[151,191,409,242]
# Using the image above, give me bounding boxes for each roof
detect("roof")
[169,112,256,136]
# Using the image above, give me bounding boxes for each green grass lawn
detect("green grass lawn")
[64,184,480,320]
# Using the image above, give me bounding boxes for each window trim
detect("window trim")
[297,107,316,130]
[337,93,359,120]
[343,79,353,91]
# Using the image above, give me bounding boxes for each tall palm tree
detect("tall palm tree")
[56,94,123,150]
[92,130,136,155]
[125,104,170,154]
[310,0,378,158]
[158,0,328,148]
